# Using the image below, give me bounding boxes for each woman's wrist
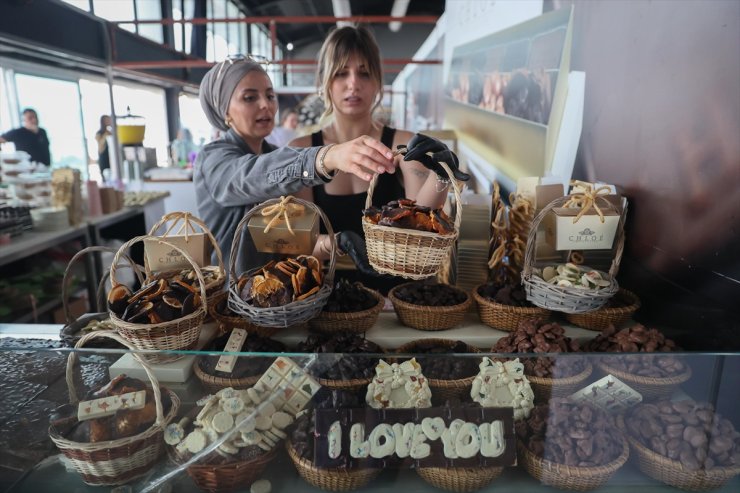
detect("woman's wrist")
[315,144,337,180]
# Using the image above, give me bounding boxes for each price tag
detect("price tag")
[215,328,248,374]
[77,390,146,421]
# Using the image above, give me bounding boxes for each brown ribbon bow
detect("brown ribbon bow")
[261,196,305,235]
[563,180,613,224]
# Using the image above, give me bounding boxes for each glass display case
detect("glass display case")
[0,323,738,493]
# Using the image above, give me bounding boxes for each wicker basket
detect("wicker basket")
[388,283,472,331]
[148,211,226,306]
[565,289,640,331]
[518,438,628,491]
[596,359,692,401]
[286,440,381,492]
[48,331,180,486]
[522,196,627,313]
[308,287,384,334]
[472,285,551,332]
[526,362,593,403]
[109,235,207,363]
[171,442,278,493]
[192,357,263,394]
[616,415,740,491]
[417,466,504,493]
[227,197,336,328]
[396,339,481,401]
[362,162,462,280]
[59,245,144,348]
[208,291,279,338]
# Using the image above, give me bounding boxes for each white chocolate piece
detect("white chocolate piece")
[235,411,256,433]
[196,398,217,425]
[196,394,217,407]
[222,397,245,415]
[257,401,276,418]
[164,423,186,445]
[77,390,146,421]
[255,416,272,431]
[256,440,272,451]
[250,479,272,493]
[241,430,262,445]
[267,427,286,440]
[260,433,276,448]
[421,417,445,440]
[271,411,293,430]
[216,387,238,399]
[247,388,262,404]
[211,411,235,433]
[218,440,239,455]
[185,430,207,454]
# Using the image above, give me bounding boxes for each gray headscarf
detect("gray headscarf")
[199,58,269,131]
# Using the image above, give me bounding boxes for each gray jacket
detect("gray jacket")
[194,129,323,276]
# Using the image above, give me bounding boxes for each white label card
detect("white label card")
[570,374,642,413]
[77,390,146,421]
[215,328,248,374]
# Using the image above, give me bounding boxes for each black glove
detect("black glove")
[335,230,379,277]
[400,133,470,182]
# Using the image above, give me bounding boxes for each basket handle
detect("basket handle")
[66,331,166,427]
[364,161,463,231]
[110,235,209,314]
[147,211,225,280]
[228,196,336,285]
[522,195,627,280]
[62,246,144,324]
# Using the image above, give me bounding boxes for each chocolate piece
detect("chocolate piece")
[399,340,479,380]
[477,281,534,307]
[296,334,383,381]
[323,279,377,313]
[394,282,467,307]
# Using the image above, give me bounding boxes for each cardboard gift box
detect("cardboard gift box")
[248,198,319,255]
[144,233,208,271]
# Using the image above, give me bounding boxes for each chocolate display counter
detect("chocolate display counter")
[0,319,738,493]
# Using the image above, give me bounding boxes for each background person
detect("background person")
[0,108,51,165]
[94,114,112,176]
[266,108,299,147]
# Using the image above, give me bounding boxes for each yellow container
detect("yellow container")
[117,125,146,145]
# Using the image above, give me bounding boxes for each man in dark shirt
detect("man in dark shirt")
[0,108,51,165]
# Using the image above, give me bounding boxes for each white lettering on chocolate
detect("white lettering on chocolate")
[410,424,431,459]
[392,422,415,458]
[328,420,342,459]
[455,422,482,458]
[421,416,445,440]
[369,423,396,458]
[349,423,369,458]
[480,420,505,457]
[440,419,464,459]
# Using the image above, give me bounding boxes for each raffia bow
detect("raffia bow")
[563,180,614,224]
[161,212,197,240]
[261,195,305,235]
[375,358,421,388]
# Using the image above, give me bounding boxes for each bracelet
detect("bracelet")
[435,174,451,192]
[316,144,337,180]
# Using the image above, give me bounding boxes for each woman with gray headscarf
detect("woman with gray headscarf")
[195,57,396,275]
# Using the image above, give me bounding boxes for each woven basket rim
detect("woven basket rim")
[597,360,692,385]
[568,288,641,317]
[472,285,551,315]
[110,308,205,332]
[524,273,619,302]
[313,287,384,321]
[192,356,262,388]
[389,282,472,314]
[518,435,629,476]
[362,218,459,240]
[170,439,279,470]
[617,414,740,477]
[526,361,593,384]
[396,338,481,388]
[286,438,378,476]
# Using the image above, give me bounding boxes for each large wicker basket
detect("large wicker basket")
[518,437,629,491]
[472,284,551,332]
[48,331,180,486]
[396,338,481,401]
[308,286,384,334]
[388,282,472,331]
[147,211,226,306]
[59,245,143,349]
[227,197,336,328]
[109,235,207,362]
[526,362,594,403]
[596,359,692,401]
[522,196,626,313]
[417,466,504,493]
[565,288,640,331]
[616,415,740,491]
[362,162,462,280]
[286,440,381,492]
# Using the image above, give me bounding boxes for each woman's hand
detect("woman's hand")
[320,135,396,181]
[402,133,470,182]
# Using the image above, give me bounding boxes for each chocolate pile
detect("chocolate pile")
[296,334,383,381]
[477,281,533,307]
[585,325,686,377]
[394,282,467,307]
[492,321,585,378]
[625,400,740,470]
[516,398,623,466]
[400,340,479,380]
[363,198,454,234]
[323,279,378,313]
[198,333,286,378]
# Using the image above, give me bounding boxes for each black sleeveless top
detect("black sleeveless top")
[311,126,406,294]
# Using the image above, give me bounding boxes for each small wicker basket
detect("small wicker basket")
[565,288,640,331]
[417,466,504,493]
[518,437,629,491]
[616,415,740,491]
[526,362,594,403]
[286,440,381,492]
[308,287,384,334]
[522,196,626,313]
[596,359,692,401]
[59,245,143,349]
[109,235,207,363]
[396,339,481,401]
[208,291,279,338]
[48,331,180,486]
[388,282,472,331]
[472,285,551,332]
[147,211,226,306]
[362,162,462,280]
[227,197,336,328]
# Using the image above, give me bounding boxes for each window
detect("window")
[179,93,212,146]
[59,0,91,12]
[136,0,163,44]
[112,83,169,166]
[93,0,136,34]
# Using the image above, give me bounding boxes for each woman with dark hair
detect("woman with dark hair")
[195,56,397,275]
[94,114,112,175]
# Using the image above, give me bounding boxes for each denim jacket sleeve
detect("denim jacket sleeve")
[195,137,323,208]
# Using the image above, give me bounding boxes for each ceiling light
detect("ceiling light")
[286,42,294,51]
[332,0,352,27]
[389,0,410,32]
